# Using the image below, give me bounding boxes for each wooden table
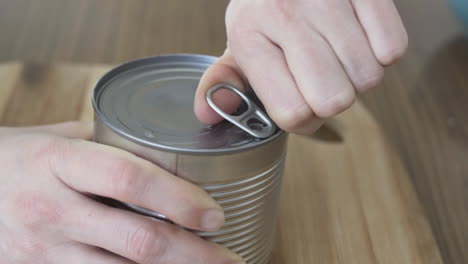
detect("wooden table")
[0,61,443,263]
[0,0,467,263]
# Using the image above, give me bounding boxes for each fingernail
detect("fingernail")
[226,259,245,264]
[200,208,225,231]
[225,251,245,264]
[219,243,245,264]
[225,257,245,264]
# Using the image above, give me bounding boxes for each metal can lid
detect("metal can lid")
[93,54,283,154]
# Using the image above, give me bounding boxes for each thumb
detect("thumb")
[194,48,247,124]
[0,121,93,140]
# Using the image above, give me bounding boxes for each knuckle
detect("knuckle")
[225,3,253,40]
[126,224,169,263]
[272,104,315,131]
[379,35,409,65]
[107,158,143,199]
[354,66,384,92]
[8,192,63,231]
[314,90,356,118]
[32,136,68,175]
[226,20,253,46]
[265,0,298,26]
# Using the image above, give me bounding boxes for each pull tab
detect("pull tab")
[206,84,277,139]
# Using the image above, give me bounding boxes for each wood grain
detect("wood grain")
[0,0,229,64]
[360,1,468,263]
[0,62,443,264]
[274,103,443,264]
[0,0,466,263]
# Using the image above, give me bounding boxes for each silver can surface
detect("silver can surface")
[92,54,287,264]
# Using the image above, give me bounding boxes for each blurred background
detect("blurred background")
[0,0,467,263]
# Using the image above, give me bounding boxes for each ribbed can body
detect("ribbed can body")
[198,156,284,263]
[94,120,287,264]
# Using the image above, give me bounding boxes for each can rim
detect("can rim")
[92,54,285,155]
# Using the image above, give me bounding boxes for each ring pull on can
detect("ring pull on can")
[206,84,277,139]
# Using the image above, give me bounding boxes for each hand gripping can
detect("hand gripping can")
[92,54,287,264]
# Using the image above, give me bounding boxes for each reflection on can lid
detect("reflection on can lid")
[93,54,282,154]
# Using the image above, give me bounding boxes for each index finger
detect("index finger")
[194,48,247,125]
[63,196,243,264]
[47,138,225,232]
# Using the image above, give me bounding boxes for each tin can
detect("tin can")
[92,54,287,264]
